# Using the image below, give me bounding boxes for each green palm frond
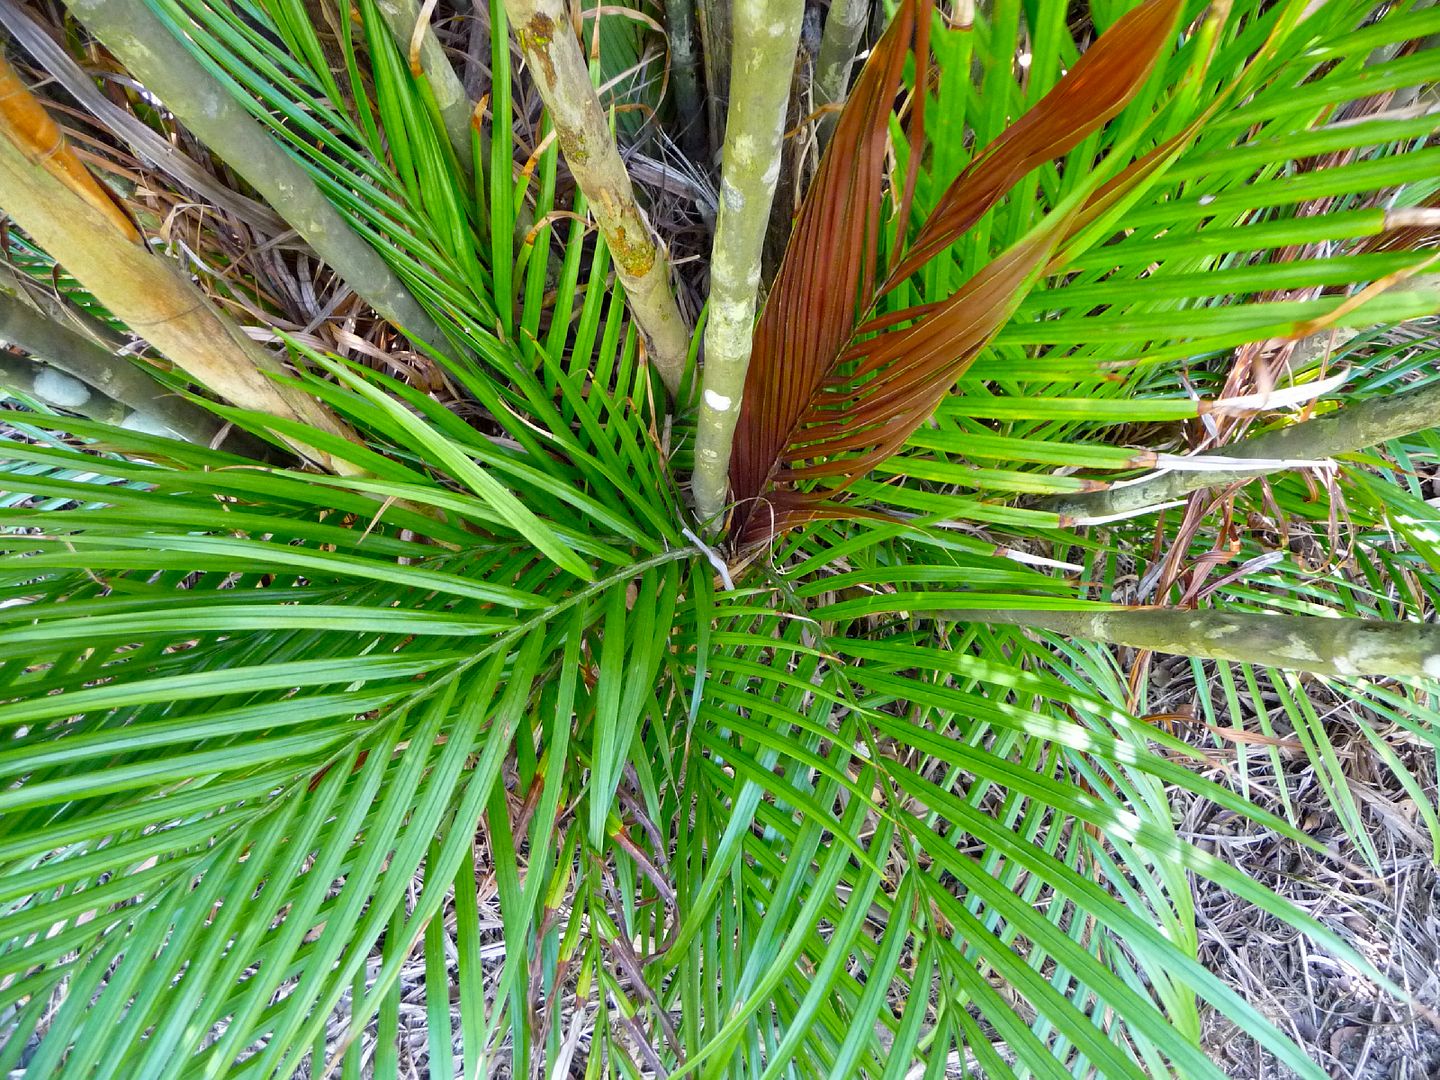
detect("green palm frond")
[4,0,1440,1075]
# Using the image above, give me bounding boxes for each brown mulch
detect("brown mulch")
[1159,659,1440,1080]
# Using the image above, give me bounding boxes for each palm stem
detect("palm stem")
[695,0,730,156]
[691,0,804,524]
[949,608,1440,679]
[1039,374,1440,523]
[63,0,453,355]
[504,0,692,395]
[0,263,127,350]
[0,353,128,424]
[0,116,353,470]
[664,0,706,161]
[0,289,236,448]
[813,0,866,147]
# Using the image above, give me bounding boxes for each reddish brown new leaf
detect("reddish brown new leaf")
[778,220,1072,484]
[728,0,1184,549]
[882,0,1185,290]
[729,0,927,534]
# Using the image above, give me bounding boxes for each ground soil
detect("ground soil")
[1158,653,1440,1080]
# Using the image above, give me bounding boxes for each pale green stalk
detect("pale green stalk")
[813,0,866,146]
[505,0,692,394]
[665,0,706,160]
[691,0,804,524]
[696,0,731,154]
[1041,366,1440,523]
[0,353,128,425]
[0,289,235,448]
[946,608,1440,680]
[63,0,451,354]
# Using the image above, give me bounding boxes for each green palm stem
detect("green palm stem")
[696,0,730,155]
[0,289,238,449]
[664,0,706,160]
[373,0,477,173]
[1038,369,1440,524]
[812,0,866,147]
[760,35,806,287]
[0,125,353,471]
[691,0,804,524]
[0,350,276,461]
[0,353,128,425]
[0,261,129,352]
[946,608,1440,680]
[61,0,453,356]
[505,0,692,395]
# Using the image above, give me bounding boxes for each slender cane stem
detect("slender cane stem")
[1040,371,1440,524]
[813,0,867,147]
[691,0,804,524]
[946,607,1440,680]
[504,0,693,395]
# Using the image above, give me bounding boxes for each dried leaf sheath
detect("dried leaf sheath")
[728,0,1185,546]
[0,53,138,241]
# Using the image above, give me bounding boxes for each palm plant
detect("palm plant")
[2,0,1440,1075]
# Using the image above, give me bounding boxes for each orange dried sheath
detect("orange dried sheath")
[0,52,140,242]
